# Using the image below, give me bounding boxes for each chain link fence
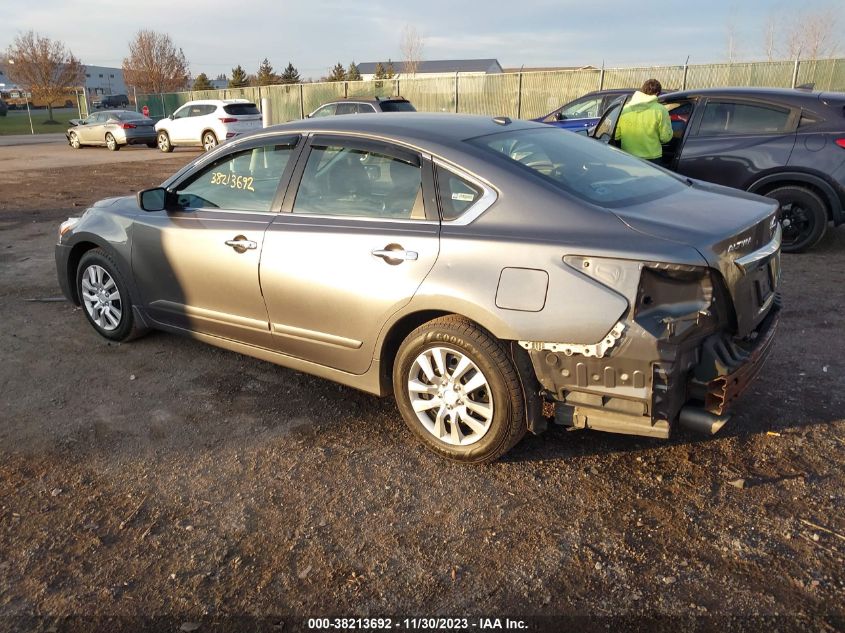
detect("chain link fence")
[137,58,845,124]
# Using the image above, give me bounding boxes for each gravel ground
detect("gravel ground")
[0,149,843,633]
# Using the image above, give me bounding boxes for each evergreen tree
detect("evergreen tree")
[385,60,395,79]
[327,62,346,82]
[229,65,248,88]
[257,58,278,86]
[373,62,386,80]
[192,73,213,90]
[347,61,362,81]
[280,62,301,84]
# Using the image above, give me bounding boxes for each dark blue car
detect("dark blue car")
[534,89,633,132]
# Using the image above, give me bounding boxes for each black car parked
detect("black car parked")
[593,87,845,252]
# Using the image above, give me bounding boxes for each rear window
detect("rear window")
[379,100,416,112]
[223,103,260,115]
[467,127,684,208]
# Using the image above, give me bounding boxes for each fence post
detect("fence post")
[598,62,605,91]
[517,72,523,119]
[454,72,459,113]
[299,84,304,119]
[682,56,689,90]
[160,93,166,117]
[344,81,348,99]
[791,58,800,88]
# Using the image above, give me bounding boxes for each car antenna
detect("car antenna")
[492,116,511,125]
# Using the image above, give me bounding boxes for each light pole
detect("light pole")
[6,59,34,135]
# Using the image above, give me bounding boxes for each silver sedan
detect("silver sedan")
[66,110,157,151]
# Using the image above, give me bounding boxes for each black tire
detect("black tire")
[765,186,828,253]
[68,131,81,149]
[105,133,120,151]
[146,142,157,149]
[202,131,218,152]
[393,315,526,464]
[76,249,145,342]
[157,130,173,153]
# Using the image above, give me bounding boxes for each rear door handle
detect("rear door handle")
[372,248,418,261]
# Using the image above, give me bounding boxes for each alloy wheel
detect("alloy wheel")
[80,264,123,331]
[407,346,494,446]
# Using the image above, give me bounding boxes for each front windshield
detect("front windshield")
[467,127,684,208]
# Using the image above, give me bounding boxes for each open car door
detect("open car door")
[589,96,628,144]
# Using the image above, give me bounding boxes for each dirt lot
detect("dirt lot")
[1,143,843,632]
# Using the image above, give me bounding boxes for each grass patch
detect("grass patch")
[0,107,79,135]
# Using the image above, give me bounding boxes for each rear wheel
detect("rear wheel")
[202,131,218,152]
[393,316,526,464]
[765,185,828,253]
[69,131,80,149]
[157,131,173,153]
[105,133,120,151]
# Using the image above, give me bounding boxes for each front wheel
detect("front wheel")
[105,133,120,151]
[76,249,145,342]
[202,131,218,152]
[765,186,828,253]
[393,316,526,463]
[69,131,81,149]
[157,131,173,153]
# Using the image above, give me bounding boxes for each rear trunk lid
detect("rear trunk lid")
[611,179,780,336]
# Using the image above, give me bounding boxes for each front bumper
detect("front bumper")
[55,243,74,303]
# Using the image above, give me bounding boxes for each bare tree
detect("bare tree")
[763,13,777,61]
[781,7,840,60]
[5,31,84,122]
[725,17,740,63]
[122,30,190,94]
[400,24,424,77]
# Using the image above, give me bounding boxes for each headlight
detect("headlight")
[58,217,80,240]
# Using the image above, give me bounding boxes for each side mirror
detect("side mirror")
[554,112,565,121]
[169,114,175,120]
[137,187,168,212]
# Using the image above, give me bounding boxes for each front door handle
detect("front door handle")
[372,247,418,263]
[225,236,257,253]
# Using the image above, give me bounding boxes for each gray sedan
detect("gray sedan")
[55,113,781,463]
[67,110,157,151]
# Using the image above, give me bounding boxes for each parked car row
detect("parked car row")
[57,112,782,463]
[66,87,844,255]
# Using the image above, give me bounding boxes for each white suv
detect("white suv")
[154,99,262,152]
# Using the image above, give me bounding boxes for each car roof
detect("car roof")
[662,86,827,101]
[258,112,539,154]
[323,97,410,104]
[181,99,251,106]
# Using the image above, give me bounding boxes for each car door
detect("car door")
[131,136,301,346]
[673,97,799,189]
[167,104,194,142]
[544,95,605,130]
[80,112,105,143]
[260,135,440,374]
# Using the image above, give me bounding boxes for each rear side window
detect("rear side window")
[698,101,792,135]
[435,165,483,220]
[223,103,259,115]
[174,142,296,211]
[356,104,377,114]
[379,100,416,112]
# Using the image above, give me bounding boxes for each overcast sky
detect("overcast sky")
[1,0,841,78]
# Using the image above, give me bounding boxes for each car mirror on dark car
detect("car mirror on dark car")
[137,187,168,212]
[555,112,565,121]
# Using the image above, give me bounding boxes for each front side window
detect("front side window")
[172,106,190,119]
[293,144,424,219]
[435,165,483,221]
[468,127,684,208]
[698,101,791,136]
[174,142,296,212]
[311,104,336,118]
